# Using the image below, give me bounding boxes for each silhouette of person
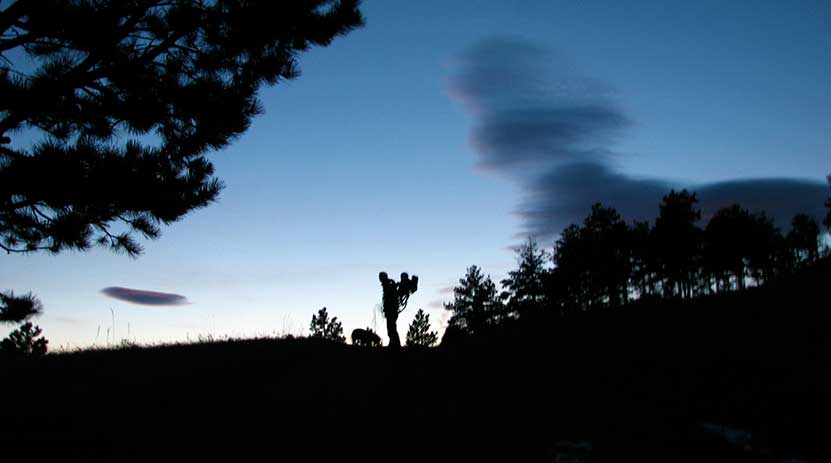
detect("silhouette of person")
[379,271,418,348]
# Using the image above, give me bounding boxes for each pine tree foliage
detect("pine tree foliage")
[500,238,548,317]
[0,291,42,323]
[0,321,48,357]
[309,307,345,343]
[405,308,437,347]
[0,0,364,255]
[825,198,831,232]
[444,265,504,334]
[652,190,702,298]
[788,213,820,264]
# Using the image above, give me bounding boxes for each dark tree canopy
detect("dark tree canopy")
[0,290,42,323]
[444,265,503,334]
[825,197,831,232]
[652,190,702,298]
[0,0,364,255]
[788,213,820,264]
[549,204,631,311]
[704,204,756,290]
[826,175,831,231]
[451,189,828,332]
[0,321,48,357]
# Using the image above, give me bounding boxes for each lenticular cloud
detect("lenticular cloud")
[101,287,189,306]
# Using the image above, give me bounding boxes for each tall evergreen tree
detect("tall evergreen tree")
[444,265,504,334]
[825,197,831,233]
[405,309,438,347]
[501,238,548,318]
[629,221,656,298]
[704,204,755,291]
[653,190,702,298]
[580,203,630,307]
[826,175,831,233]
[0,0,363,316]
[745,211,783,285]
[551,224,589,311]
[787,213,820,265]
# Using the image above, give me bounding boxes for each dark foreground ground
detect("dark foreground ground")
[1,263,829,462]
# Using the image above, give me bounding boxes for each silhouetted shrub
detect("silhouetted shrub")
[309,307,345,343]
[0,322,48,358]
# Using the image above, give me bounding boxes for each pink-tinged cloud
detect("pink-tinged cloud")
[438,285,456,295]
[101,287,189,306]
[428,299,446,309]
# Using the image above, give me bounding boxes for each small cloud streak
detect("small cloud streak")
[101,287,189,306]
[438,285,456,295]
[428,299,446,309]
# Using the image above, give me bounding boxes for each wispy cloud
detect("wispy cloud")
[449,38,828,240]
[101,287,189,306]
[427,299,446,309]
[438,285,456,295]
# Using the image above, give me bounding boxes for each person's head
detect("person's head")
[379,272,388,283]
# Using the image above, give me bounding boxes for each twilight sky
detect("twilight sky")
[2,0,830,348]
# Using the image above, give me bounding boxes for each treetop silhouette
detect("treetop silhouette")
[452,190,829,334]
[405,308,437,347]
[500,238,547,318]
[444,265,504,334]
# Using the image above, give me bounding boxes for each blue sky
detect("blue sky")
[2,0,830,348]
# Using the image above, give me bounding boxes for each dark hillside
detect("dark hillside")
[2,260,829,462]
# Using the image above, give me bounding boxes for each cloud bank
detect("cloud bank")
[449,39,828,240]
[101,287,189,306]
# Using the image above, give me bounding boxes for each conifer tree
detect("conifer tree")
[788,213,820,264]
[445,265,504,333]
[823,175,831,235]
[825,198,831,233]
[500,238,548,318]
[653,190,702,298]
[405,309,437,347]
